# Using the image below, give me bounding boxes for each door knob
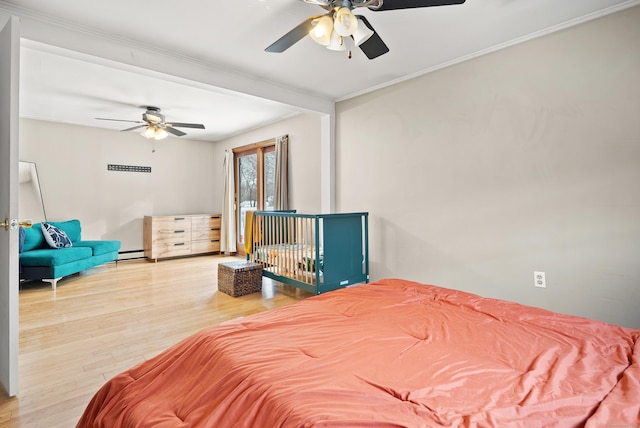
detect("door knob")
[1,218,33,231]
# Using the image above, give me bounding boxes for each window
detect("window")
[234,140,276,254]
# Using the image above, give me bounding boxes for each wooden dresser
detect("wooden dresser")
[143,214,221,262]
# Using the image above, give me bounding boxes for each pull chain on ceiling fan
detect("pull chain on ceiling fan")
[265,0,466,59]
[95,106,205,140]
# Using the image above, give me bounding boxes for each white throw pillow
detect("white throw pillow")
[41,223,73,249]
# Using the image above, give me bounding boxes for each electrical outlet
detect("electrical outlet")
[534,271,546,288]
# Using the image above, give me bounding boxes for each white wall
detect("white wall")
[213,113,323,214]
[335,7,640,328]
[19,119,218,252]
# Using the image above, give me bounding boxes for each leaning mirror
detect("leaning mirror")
[19,161,47,224]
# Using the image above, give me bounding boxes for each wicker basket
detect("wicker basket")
[218,261,263,297]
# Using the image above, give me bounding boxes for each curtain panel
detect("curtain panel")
[274,135,289,210]
[221,150,236,253]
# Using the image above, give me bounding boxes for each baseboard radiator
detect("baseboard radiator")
[117,249,145,261]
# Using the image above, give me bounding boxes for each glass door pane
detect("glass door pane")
[264,150,275,211]
[238,152,257,246]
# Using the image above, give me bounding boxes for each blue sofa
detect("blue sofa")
[19,219,121,290]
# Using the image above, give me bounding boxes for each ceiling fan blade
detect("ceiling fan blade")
[167,122,205,129]
[165,126,187,137]
[120,125,147,132]
[370,0,465,11]
[95,118,144,124]
[265,15,322,53]
[355,16,389,60]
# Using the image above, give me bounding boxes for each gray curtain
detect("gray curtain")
[220,150,236,253]
[274,135,289,210]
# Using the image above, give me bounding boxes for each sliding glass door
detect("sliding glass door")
[235,142,275,255]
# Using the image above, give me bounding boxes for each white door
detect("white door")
[0,15,20,397]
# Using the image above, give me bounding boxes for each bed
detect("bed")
[246,211,369,295]
[77,278,639,427]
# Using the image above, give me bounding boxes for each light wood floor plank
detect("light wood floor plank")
[0,255,311,427]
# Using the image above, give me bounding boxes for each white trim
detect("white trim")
[320,112,335,214]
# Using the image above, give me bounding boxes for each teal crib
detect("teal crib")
[247,211,369,294]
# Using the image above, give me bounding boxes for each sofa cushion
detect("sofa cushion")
[42,223,73,248]
[22,219,82,251]
[22,224,46,252]
[19,247,93,267]
[48,219,82,243]
[75,240,121,256]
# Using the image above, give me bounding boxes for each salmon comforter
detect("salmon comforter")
[77,279,640,427]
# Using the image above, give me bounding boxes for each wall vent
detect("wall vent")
[108,164,151,173]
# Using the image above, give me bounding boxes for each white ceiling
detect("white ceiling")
[2,0,638,142]
[19,41,302,141]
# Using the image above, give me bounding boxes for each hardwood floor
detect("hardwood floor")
[0,255,312,427]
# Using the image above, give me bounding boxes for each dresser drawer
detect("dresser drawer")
[192,228,221,241]
[153,228,191,241]
[192,240,220,253]
[154,242,192,258]
[191,216,221,229]
[152,216,192,230]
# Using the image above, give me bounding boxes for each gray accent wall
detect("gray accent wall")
[335,7,640,328]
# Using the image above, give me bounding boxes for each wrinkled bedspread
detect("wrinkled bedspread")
[78,278,640,427]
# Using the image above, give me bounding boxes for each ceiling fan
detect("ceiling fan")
[95,106,205,140]
[265,0,466,60]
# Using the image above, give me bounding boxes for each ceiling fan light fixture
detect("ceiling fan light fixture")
[310,16,333,46]
[154,128,169,140]
[98,106,202,138]
[141,126,157,139]
[141,125,169,140]
[327,31,346,51]
[333,7,358,37]
[352,16,374,45]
